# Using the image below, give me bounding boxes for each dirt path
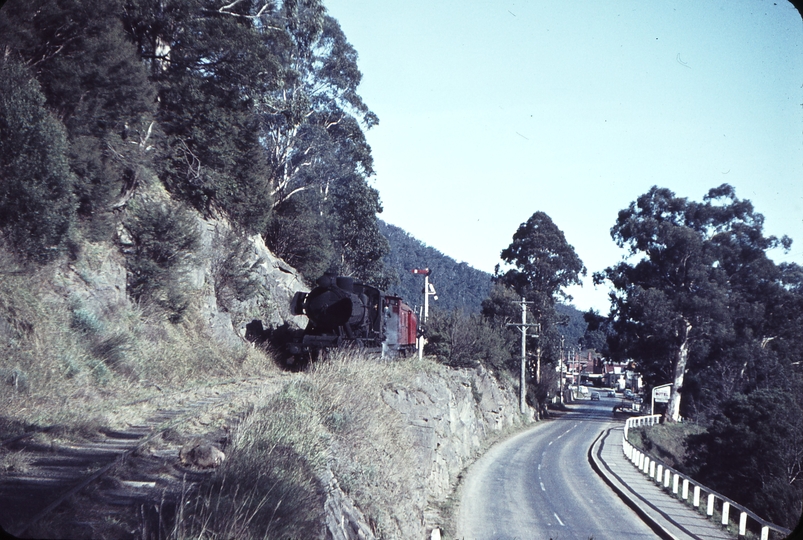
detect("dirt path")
[0,375,293,539]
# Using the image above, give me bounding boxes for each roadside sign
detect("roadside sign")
[653,385,671,403]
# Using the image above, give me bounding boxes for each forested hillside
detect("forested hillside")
[379,221,493,313]
[0,0,390,288]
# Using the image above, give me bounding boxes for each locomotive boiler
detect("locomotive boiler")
[287,273,418,358]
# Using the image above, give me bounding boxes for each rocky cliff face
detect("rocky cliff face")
[192,217,309,347]
[385,366,530,538]
[325,366,531,540]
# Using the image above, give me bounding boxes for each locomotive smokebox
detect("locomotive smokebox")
[335,276,354,292]
[304,286,366,330]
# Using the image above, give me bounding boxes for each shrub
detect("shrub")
[213,229,263,311]
[0,59,76,263]
[123,196,200,322]
[425,309,512,370]
[686,388,803,528]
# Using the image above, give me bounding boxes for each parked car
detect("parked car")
[590,392,600,401]
[607,390,616,397]
[624,389,634,400]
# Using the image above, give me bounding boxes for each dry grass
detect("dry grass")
[0,244,278,441]
[627,421,706,470]
[308,352,425,538]
[169,351,432,539]
[0,448,34,474]
[168,385,328,539]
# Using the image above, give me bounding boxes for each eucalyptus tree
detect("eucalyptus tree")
[259,6,377,210]
[596,184,792,421]
[257,4,386,282]
[494,211,586,396]
[495,211,586,309]
[495,211,586,341]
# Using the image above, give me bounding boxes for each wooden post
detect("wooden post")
[521,302,526,412]
[507,298,537,415]
[559,335,564,404]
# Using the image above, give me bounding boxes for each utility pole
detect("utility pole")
[507,297,539,414]
[559,335,565,405]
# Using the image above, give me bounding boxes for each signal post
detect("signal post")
[411,268,437,359]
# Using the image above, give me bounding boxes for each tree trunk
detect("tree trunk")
[666,319,692,422]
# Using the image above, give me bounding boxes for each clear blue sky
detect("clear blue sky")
[324,0,803,312]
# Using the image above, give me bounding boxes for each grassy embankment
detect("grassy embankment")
[626,421,705,471]
[0,247,497,538]
[1,240,533,538]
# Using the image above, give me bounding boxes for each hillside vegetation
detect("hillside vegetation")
[3,0,801,535]
[0,0,403,446]
[379,220,493,313]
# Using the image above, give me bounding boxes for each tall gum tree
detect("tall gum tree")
[596,185,791,422]
[495,211,586,394]
[495,211,586,310]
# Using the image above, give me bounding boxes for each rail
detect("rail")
[2,379,266,538]
[622,415,792,540]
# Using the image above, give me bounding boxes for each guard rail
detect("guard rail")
[622,415,792,540]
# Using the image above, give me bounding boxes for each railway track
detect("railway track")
[0,376,288,539]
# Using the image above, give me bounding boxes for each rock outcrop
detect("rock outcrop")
[384,366,530,536]
[323,365,531,539]
[193,217,309,348]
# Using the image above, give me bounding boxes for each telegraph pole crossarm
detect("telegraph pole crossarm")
[507,297,540,414]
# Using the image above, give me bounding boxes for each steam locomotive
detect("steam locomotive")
[286,273,418,358]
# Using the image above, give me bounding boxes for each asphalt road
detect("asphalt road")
[455,395,656,540]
